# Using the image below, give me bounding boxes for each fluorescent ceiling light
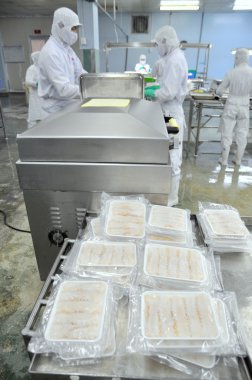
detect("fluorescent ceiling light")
[233,0,252,10]
[160,0,199,4]
[160,5,199,10]
[160,0,199,10]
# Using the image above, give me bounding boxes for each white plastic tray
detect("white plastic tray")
[148,205,188,233]
[45,281,108,342]
[77,241,137,267]
[144,244,207,284]
[141,291,219,341]
[204,209,250,237]
[105,200,146,238]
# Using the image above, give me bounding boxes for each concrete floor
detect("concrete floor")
[0,94,252,379]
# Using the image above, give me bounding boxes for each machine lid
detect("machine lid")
[18,98,168,139]
[17,98,170,164]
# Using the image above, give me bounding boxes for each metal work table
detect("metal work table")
[187,94,225,156]
[187,93,252,156]
[22,216,252,380]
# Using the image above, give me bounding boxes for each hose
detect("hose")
[0,209,31,234]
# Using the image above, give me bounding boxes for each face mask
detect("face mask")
[157,44,166,57]
[60,29,78,46]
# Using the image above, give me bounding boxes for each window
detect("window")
[132,15,149,34]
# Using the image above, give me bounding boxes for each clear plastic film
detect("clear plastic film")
[146,205,192,238]
[28,275,118,360]
[80,216,104,241]
[150,354,219,380]
[75,215,98,242]
[137,244,222,291]
[89,217,103,239]
[197,202,252,253]
[127,288,246,356]
[61,236,139,286]
[100,192,149,242]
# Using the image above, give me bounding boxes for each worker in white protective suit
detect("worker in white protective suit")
[151,26,188,206]
[216,48,252,166]
[38,7,87,116]
[152,58,164,84]
[25,51,46,128]
[135,54,151,74]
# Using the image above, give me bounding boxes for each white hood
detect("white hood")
[154,25,180,56]
[51,7,81,46]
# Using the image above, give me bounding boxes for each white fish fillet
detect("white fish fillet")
[142,292,219,340]
[45,281,108,341]
[144,244,206,282]
[149,205,187,232]
[106,200,146,238]
[205,210,250,237]
[78,241,136,267]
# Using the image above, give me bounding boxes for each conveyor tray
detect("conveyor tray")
[22,216,252,380]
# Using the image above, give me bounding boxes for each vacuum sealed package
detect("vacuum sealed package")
[146,205,194,246]
[138,243,221,291]
[62,237,138,286]
[147,205,191,236]
[100,192,148,241]
[28,276,118,360]
[127,288,246,356]
[197,202,252,253]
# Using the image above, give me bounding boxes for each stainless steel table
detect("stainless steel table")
[187,94,225,156]
[187,93,252,156]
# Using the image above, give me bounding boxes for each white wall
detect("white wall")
[98,10,252,80]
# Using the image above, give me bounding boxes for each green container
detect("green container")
[144,76,156,83]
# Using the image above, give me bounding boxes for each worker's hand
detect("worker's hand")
[144,87,156,99]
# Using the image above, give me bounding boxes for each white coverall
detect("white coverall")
[216,48,252,165]
[135,54,151,74]
[152,58,164,85]
[154,26,188,206]
[38,7,86,116]
[25,52,46,128]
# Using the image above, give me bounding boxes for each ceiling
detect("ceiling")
[0,0,245,17]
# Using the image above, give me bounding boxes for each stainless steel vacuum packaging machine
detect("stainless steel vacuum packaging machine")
[16,75,171,280]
